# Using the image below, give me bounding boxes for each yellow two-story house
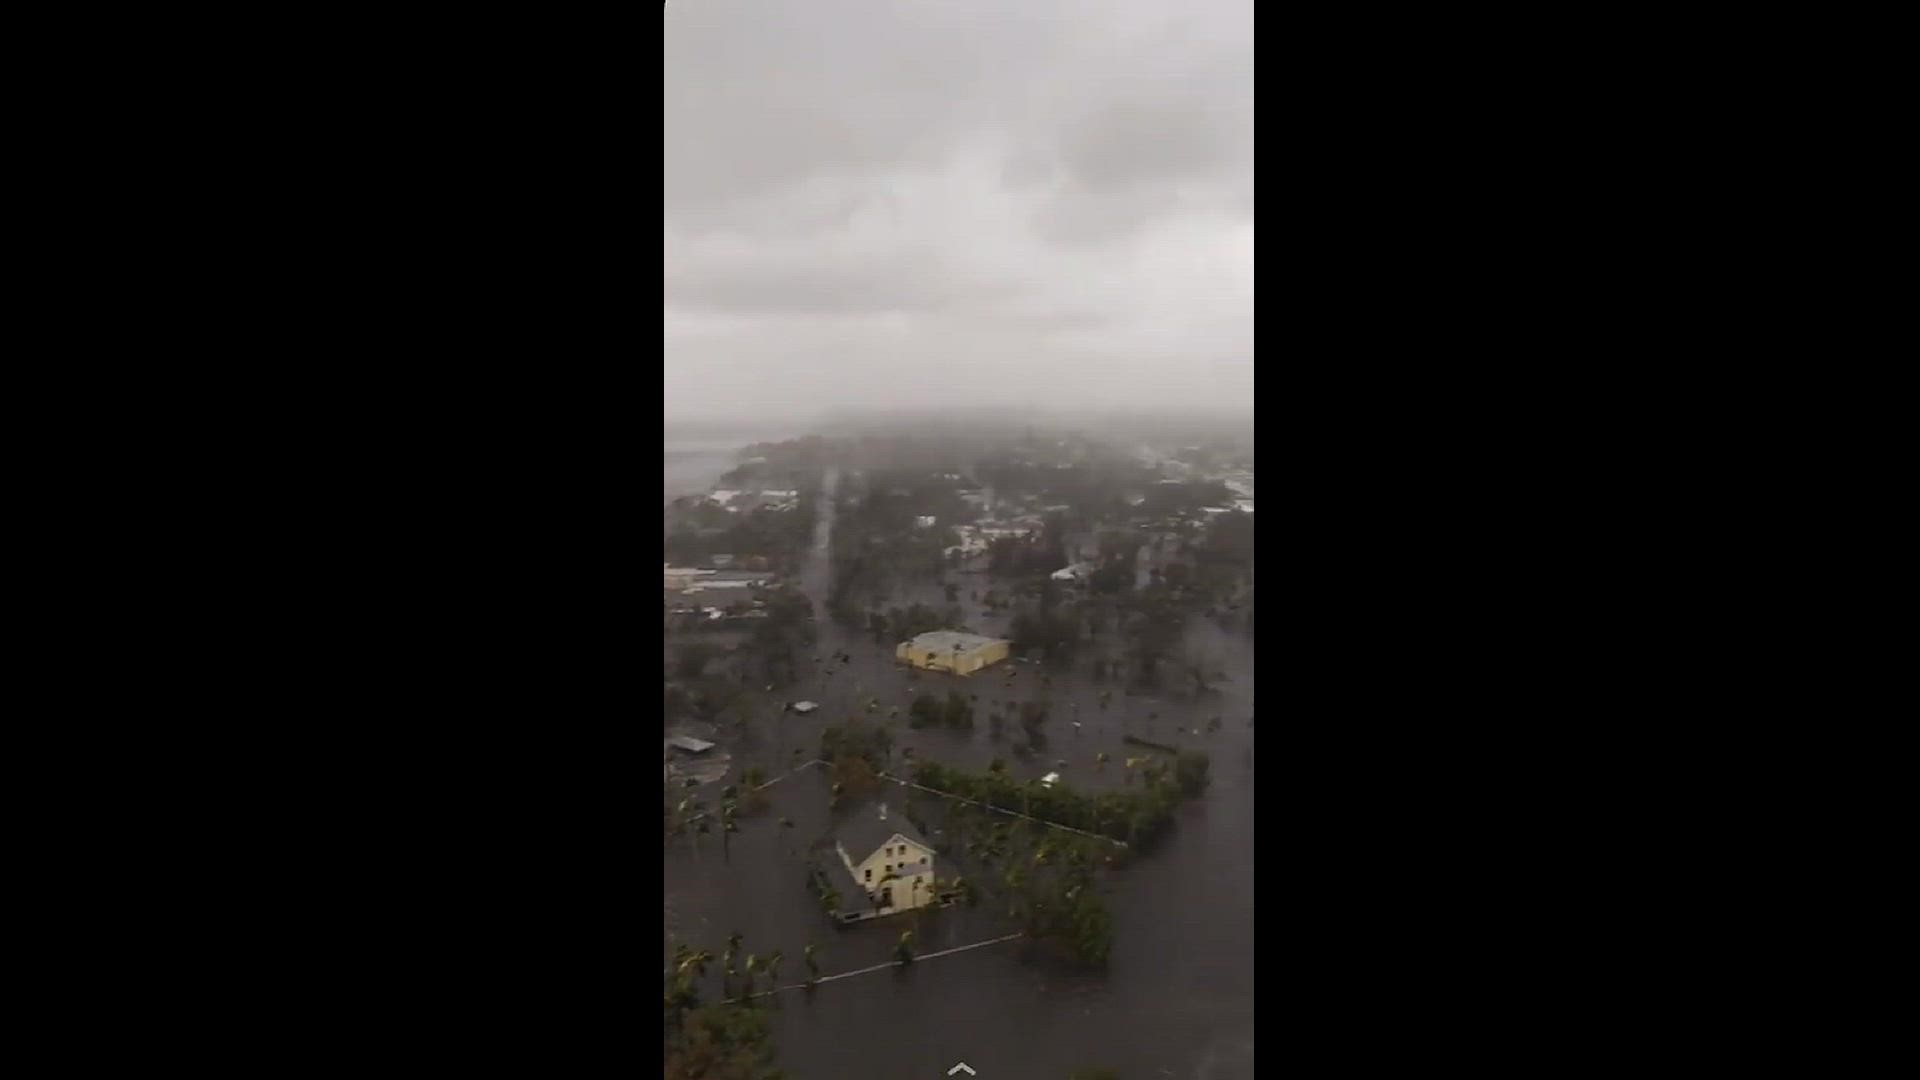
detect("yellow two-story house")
[829,802,937,918]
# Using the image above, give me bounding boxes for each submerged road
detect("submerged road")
[799,467,839,625]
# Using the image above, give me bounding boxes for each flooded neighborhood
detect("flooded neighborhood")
[666,1,1253,1073]
[664,426,1255,1078]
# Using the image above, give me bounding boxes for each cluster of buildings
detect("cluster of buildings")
[664,602,771,627]
[940,485,1048,559]
[1146,455,1255,518]
[1218,470,1255,515]
[663,562,780,628]
[704,487,800,513]
[943,519,1044,558]
[662,563,773,593]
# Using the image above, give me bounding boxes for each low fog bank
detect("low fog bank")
[667,405,1253,450]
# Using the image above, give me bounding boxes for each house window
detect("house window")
[921,857,928,866]
[864,868,871,882]
[885,863,893,872]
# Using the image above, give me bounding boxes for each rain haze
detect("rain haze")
[665,0,1253,428]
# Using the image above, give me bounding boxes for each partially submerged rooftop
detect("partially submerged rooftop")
[903,630,1008,653]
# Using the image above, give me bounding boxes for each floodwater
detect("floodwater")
[664,439,740,505]
[664,424,811,505]
[665,465,1255,1080]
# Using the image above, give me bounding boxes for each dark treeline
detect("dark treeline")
[910,755,1209,849]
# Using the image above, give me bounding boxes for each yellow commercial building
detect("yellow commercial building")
[895,630,1012,676]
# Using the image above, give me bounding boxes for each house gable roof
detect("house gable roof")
[836,803,929,861]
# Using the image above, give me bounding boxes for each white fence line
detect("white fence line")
[673,760,1128,848]
[728,933,1025,1001]
[879,773,1128,848]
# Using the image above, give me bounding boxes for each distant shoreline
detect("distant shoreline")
[664,443,739,505]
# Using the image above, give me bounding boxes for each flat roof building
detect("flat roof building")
[896,630,1011,676]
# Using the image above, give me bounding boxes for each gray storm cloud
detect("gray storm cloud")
[664,0,1253,423]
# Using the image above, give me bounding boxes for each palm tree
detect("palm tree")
[673,796,701,850]
[765,948,784,988]
[668,798,687,843]
[1065,842,1093,876]
[721,805,737,863]
[741,953,760,1000]
[676,947,713,984]
[665,958,701,1031]
[803,941,821,986]
[895,930,916,965]
[719,937,739,999]
[1095,751,1109,771]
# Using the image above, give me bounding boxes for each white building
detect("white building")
[663,565,715,589]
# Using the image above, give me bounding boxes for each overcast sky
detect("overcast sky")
[665,0,1252,425]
